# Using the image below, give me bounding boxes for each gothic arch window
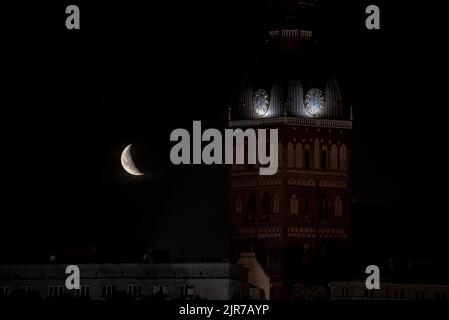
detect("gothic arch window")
[319,197,329,221]
[290,194,298,215]
[304,196,309,220]
[262,193,270,221]
[330,144,338,170]
[339,144,347,171]
[273,194,280,213]
[304,146,311,169]
[321,146,328,170]
[335,196,342,217]
[295,142,303,168]
[235,197,242,215]
[287,142,294,168]
[278,142,283,168]
[313,138,320,169]
[248,194,256,222]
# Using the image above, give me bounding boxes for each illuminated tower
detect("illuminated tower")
[228,0,352,299]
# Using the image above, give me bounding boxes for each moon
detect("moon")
[121,144,144,176]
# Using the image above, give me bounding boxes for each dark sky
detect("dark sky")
[2,0,448,263]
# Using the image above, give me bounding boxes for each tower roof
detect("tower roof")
[233,0,349,121]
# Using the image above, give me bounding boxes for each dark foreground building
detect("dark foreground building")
[0,253,269,301]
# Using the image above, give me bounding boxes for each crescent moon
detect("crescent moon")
[121,144,144,176]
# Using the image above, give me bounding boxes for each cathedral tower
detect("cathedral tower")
[228,0,352,299]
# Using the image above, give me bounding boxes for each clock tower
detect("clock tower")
[228,0,352,299]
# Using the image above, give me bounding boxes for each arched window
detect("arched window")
[290,194,298,215]
[287,142,294,168]
[319,197,329,221]
[304,196,309,220]
[248,194,255,221]
[295,142,303,168]
[235,197,242,215]
[313,138,320,169]
[262,193,270,221]
[339,145,347,171]
[330,144,338,170]
[304,147,311,169]
[335,196,342,217]
[273,194,280,213]
[321,148,328,170]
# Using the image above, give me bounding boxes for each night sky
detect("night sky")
[2,0,448,263]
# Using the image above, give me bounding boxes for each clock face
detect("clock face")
[253,89,270,116]
[305,88,325,116]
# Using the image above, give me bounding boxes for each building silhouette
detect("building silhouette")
[0,253,269,301]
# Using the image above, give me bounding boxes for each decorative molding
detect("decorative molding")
[232,177,282,188]
[232,227,256,239]
[232,227,348,239]
[229,117,352,129]
[287,177,316,186]
[232,180,257,188]
[287,227,348,239]
[287,170,347,177]
[287,227,316,238]
[318,228,348,239]
[318,179,347,188]
[257,227,282,239]
[259,177,282,186]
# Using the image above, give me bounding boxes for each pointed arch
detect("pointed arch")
[321,145,328,170]
[335,196,342,217]
[313,138,320,169]
[248,193,255,221]
[287,142,294,168]
[304,195,309,220]
[290,194,298,215]
[319,196,329,221]
[295,142,303,168]
[304,145,311,169]
[330,144,338,170]
[278,142,283,168]
[273,194,280,213]
[262,193,270,220]
[235,196,242,215]
[339,144,347,171]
